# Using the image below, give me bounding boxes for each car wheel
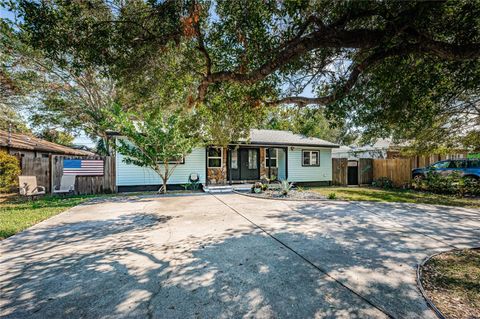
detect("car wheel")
[463,175,479,183]
[412,174,424,189]
[413,174,424,181]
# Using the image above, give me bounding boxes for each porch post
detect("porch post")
[227,147,232,185]
[285,147,288,181]
[268,147,271,179]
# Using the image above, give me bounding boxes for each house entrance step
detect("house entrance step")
[203,184,253,193]
[203,185,233,193]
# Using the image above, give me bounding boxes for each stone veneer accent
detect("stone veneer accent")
[207,146,279,184]
[260,148,279,180]
[207,147,228,185]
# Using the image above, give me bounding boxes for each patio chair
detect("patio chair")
[18,176,46,198]
[53,175,76,195]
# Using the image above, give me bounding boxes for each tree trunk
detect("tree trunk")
[160,177,168,194]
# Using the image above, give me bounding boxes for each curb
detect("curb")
[416,247,480,319]
[416,251,448,319]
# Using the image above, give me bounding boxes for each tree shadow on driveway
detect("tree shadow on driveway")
[1,208,389,319]
[228,199,480,319]
[3,195,476,319]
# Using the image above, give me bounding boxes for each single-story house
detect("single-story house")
[0,130,94,158]
[111,129,339,192]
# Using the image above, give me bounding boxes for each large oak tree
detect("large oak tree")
[6,0,480,151]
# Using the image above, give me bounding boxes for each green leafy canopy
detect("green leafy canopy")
[4,0,480,152]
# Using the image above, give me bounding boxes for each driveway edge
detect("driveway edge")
[415,247,480,319]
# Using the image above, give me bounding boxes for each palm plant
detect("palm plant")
[279,180,294,196]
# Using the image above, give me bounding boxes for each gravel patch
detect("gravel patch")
[243,189,327,200]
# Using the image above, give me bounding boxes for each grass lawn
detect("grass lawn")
[309,186,480,208]
[420,248,480,319]
[0,194,96,240]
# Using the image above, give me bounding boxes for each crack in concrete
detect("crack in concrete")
[211,194,396,319]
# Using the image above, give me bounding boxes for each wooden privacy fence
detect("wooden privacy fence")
[358,158,374,184]
[372,158,412,187]
[332,158,348,186]
[19,155,116,195]
[51,155,116,195]
[332,158,373,186]
[19,157,51,193]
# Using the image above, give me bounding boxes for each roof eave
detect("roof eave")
[232,141,340,148]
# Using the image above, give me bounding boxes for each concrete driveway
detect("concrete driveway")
[1,194,478,319]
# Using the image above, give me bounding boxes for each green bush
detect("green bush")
[0,151,21,193]
[457,177,480,197]
[327,192,337,200]
[372,177,394,189]
[412,171,480,196]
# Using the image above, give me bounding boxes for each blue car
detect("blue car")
[412,159,480,181]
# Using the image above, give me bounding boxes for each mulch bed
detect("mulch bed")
[420,248,480,319]
[245,189,326,200]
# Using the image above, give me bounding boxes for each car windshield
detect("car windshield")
[430,161,451,169]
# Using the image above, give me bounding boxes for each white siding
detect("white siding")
[287,147,332,182]
[116,144,206,186]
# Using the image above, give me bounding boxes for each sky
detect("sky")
[1,6,16,21]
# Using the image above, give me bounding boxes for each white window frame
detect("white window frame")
[166,156,185,165]
[207,147,223,168]
[302,150,320,166]
[265,148,278,168]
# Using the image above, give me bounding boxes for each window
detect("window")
[468,160,480,168]
[430,161,450,169]
[41,153,49,158]
[302,150,320,166]
[166,156,185,164]
[231,149,238,169]
[208,147,223,168]
[265,148,278,167]
[448,160,466,168]
[248,149,258,169]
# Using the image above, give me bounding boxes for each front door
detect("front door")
[230,148,260,180]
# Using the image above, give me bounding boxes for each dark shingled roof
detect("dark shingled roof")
[0,130,94,156]
[239,129,339,148]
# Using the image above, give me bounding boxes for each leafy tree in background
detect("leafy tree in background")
[109,105,202,193]
[0,105,29,133]
[0,12,115,149]
[36,128,74,146]
[262,106,356,145]
[5,0,480,152]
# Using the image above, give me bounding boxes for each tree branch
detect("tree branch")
[193,5,211,76]
[196,27,386,101]
[268,45,416,107]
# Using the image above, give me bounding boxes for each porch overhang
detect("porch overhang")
[227,142,339,149]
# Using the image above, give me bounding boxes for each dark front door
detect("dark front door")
[230,148,260,181]
[347,161,359,185]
